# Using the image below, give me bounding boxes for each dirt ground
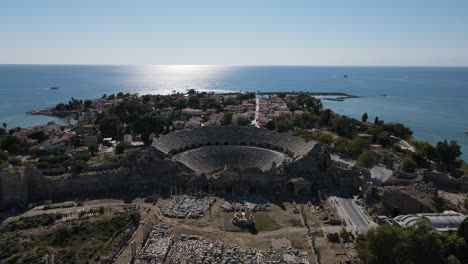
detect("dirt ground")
[3,196,355,264]
[114,196,319,263]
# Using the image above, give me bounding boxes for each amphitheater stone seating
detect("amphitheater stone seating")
[154,126,316,159]
[173,146,289,174]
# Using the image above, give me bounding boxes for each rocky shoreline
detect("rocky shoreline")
[27,108,77,118]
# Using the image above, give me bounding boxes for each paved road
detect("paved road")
[332,197,371,234]
[252,96,260,128]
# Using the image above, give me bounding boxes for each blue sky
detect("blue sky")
[1,0,468,66]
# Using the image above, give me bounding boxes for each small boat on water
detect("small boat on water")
[465,130,468,134]
[343,75,349,78]
[50,86,60,90]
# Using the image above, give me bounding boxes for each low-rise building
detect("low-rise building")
[181,108,204,116]
[41,133,76,151]
[393,211,467,232]
[186,117,202,128]
[159,107,175,116]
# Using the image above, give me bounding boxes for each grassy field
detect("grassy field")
[254,214,281,232]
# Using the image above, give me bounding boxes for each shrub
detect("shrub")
[0,160,9,169]
[73,151,90,161]
[235,116,251,126]
[36,162,49,169]
[335,137,370,157]
[53,226,72,246]
[0,150,8,161]
[115,143,126,154]
[294,129,333,144]
[8,157,21,166]
[401,156,417,173]
[357,151,376,168]
[29,146,43,156]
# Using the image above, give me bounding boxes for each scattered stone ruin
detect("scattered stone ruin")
[163,195,216,219]
[136,223,310,264]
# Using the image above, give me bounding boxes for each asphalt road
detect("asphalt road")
[333,197,370,234]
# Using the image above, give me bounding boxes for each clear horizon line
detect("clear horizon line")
[1,63,468,68]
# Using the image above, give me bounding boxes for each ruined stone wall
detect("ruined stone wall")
[0,171,28,209]
[422,170,461,191]
[380,186,446,215]
[41,169,130,201]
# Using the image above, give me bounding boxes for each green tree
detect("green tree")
[175,98,187,110]
[319,109,331,126]
[98,115,122,139]
[412,140,437,161]
[333,116,355,138]
[362,112,369,123]
[0,135,22,154]
[0,127,6,136]
[187,97,200,109]
[293,115,305,128]
[384,123,413,140]
[88,144,98,156]
[286,101,300,112]
[27,131,49,142]
[72,160,87,175]
[187,89,196,95]
[0,150,8,161]
[435,140,462,173]
[265,120,275,130]
[447,255,461,264]
[221,112,234,126]
[355,224,446,264]
[141,131,153,146]
[84,100,92,108]
[301,112,320,129]
[115,143,126,154]
[275,117,293,133]
[374,116,379,125]
[235,116,251,126]
[335,137,370,157]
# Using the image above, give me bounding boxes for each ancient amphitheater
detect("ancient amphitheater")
[1,126,370,209]
[154,126,316,158]
[154,126,316,175]
[151,126,370,195]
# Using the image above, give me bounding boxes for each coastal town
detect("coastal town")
[1,90,468,264]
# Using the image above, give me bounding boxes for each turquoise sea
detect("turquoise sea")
[0,65,467,160]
